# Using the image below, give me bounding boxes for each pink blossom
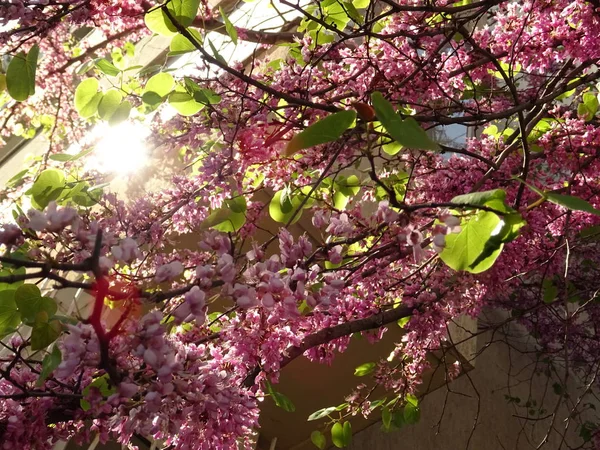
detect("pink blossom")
[155,261,184,283]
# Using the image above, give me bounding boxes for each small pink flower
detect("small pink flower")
[155,261,184,283]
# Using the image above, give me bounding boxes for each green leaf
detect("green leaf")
[546,193,600,217]
[48,154,76,162]
[201,197,246,233]
[467,212,525,269]
[183,78,221,105]
[285,110,356,156]
[15,284,57,324]
[331,422,345,448]
[439,210,504,273]
[168,91,204,116]
[166,0,200,27]
[579,422,596,443]
[397,316,410,328]
[542,278,558,304]
[381,406,392,429]
[0,267,26,291]
[583,92,599,116]
[146,8,178,36]
[31,313,62,350]
[6,45,39,101]
[336,175,361,196]
[201,208,233,229]
[80,374,116,411]
[0,290,21,336]
[311,430,326,450]
[207,38,227,64]
[343,1,363,23]
[269,190,303,224]
[308,406,337,421]
[74,78,103,119]
[108,100,132,125]
[36,346,62,387]
[226,195,247,213]
[145,0,201,36]
[381,138,403,156]
[354,362,376,376]
[405,394,418,407]
[66,182,104,207]
[272,391,296,412]
[169,29,202,54]
[579,225,600,239]
[29,169,66,209]
[6,169,29,188]
[343,421,352,446]
[578,102,593,122]
[220,7,238,45]
[451,189,506,208]
[212,211,245,232]
[144,72,175,98]
[403,401,420,424]
[94,58,120,77]
[97,89,123,120]
[371,92,440,151]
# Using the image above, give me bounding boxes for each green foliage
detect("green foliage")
[331,421,352,448]
[94,58,121,77]
[168,88,204,116]
[374,172,408,203]
[284,110,356,156]
[184,78,221,105]
[440,189,526,273]
[311,430,327,449]
[403,394,420,424]
[440,210,504,273]
[15,284,57,324]
[31,312,62,351]
[353,362,376,376]
[542,278,558,304]
[36,346,62,386]
[6,45,39,101]
[0,266,25,291]
[107,101,132,125]
[28,169,66,209]
[298,0,366,39]
[466,212,525,269]
[201,195,247,232]
[546,193,600,216]
[80,374,116,411]
[269,189,304,224]
[308,406,337,421]
[169,29,203,55]
[271,391,296,412]
[74,78,103,119]
[371,92,440,151]
[333,175,361,210]
[579,422,597,443]
[220,7,238,45]
[0,290,21,337]
[144,72,175,100]
[264,380,296,412]
[381,406,392,430]
[577,92,599,122]
[145,0,201,36]
[97,89,123,120]
[451,189,506,208]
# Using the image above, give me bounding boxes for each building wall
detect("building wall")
[344,308,591,450]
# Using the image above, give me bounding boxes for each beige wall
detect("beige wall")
[343,308,594,450]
